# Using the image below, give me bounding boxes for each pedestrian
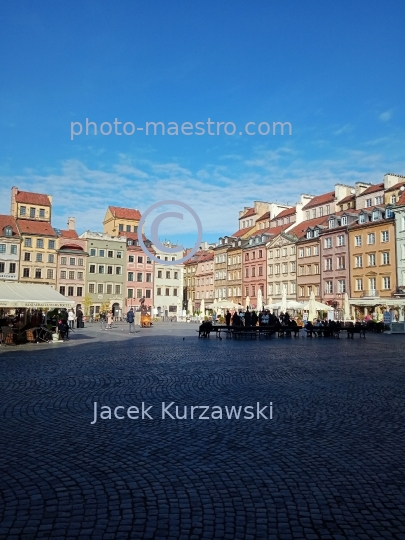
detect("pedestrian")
[127,307,135,334]
[225,310,231,329]
[68,308,75,330]
[100,311,106,330]
[76,307,83,329]
[107,311,113,329]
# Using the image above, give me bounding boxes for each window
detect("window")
[24,238,32,247]
[372,210,379,221]
[306,247,311,257]
[98,265,105,274]
[338,280,346,293]
[355,235,362,247]
[245,268,249,278]
[355,255,363,268]
[314,229,319,237]
[173,288,178,296]
[312,209,317,218]
[174,271,178,279]
[298,248,304,258]
[337,256,345,269]
[299,265,305,276]
[307,265,312,275]
[116,267,122,275]
[329,219,335,229]
[369,278,376,292]
[367,233,375,244]
[325,258,333,270]
[61,256,67,265]
[11,244,17,254]
[341,216,347,225]
[337,235,345,246]
[391,195,396,204]
[325,281,333,294]
[75,286,82,297]
[20,206,26,216]
[144,289,151,299]
[306,211,310,220]
[89,283,95,293]
[359,214,366,224]
[319,207,323,217]
[299,286,305,297]
[326,205,330,214]
[269,265,273,275]
[157,270,162,278]
[386,208,393,218]
[106,284,113,294]
[381,231,389,243]
[23,268,30,278]
[24,252,31,261]
[36,253,42,262]
[9,263,16,273]
[166,271,170,279]
[382,252,390,265]
[382,277,390,290]
[137,273,142,282]
[260,266,264,276]
[60,270,67,279]
[314,264,319,274]
[324,238,332,249]
[39,208,45,218]
[99,249,105,257]
[78,272,83,280]
[68,257,75,266]
[119,224,124,232]
[252,267,256,277]
[35,269,41,279]
[290,262,296,273]
[137,256,143,264]
[306,231,312,239]
[69,271,74,279]
[90,248,96,256]
[30,208,36,218]
[165,288,170,296]
[0,244,5,253]
[127,288,134,299]
[89,264,95,273]
[128,272,134,281]
[67,286,74,297]
[146,273,152,282]
[0,262,4,272]
[313,245,319,256]
[269,251,273,259]
[375,196,383,205]
[48,254,54,263]
[116,251,122,259]
[365,198,372,208]
[48,240,55,249]
[275,264,280,274]
[97,284,103,294]
[368,254,376,266]
[355,279,363,291]
[276,249,280,258]
[157,287,162,296]
[59,286,65,295]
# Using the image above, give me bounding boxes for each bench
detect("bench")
[345,327,366,338]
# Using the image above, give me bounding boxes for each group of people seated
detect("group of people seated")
[303,319,367,337]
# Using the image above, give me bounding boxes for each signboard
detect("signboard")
[303,312,308,322]
[383,311,392,324]
[0,274,18,280]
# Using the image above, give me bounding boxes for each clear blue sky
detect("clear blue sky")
[1,1,404,245]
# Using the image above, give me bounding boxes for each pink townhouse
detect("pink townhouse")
[122,232,155,310]
[194,251,214,310]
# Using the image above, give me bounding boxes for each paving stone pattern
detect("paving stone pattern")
[0,323,404,539]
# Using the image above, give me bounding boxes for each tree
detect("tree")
[83,294,92,317]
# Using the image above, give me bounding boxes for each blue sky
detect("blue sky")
[1,1,404,246]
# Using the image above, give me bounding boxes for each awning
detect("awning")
[0,283,75,309]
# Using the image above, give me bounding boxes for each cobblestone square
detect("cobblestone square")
[0,322,404,539]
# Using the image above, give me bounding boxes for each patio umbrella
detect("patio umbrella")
[343,293,350,321]
[200,298,205,316]
[307,291,317,322]
[257,289,263,312]
[267,296,273,313]
[245,296,250,308]
[265,300,305,310]
[281,286,287,313]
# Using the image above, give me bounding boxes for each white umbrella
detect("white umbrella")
[187,298,193,315]
[257,289,263,312]
[200,297,205,316]
[307,291,317,322]
[245,296,250,308]
[343,292,350,321]
[265,300,305,310]
[281,286,287,313]
[267,296,273,313]
[301,297,332,311]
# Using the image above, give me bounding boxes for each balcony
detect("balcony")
[361,290,379,298]
[392,286,405,297]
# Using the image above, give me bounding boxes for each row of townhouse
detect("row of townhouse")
[184,173,405,317]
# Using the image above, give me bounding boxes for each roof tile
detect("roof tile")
[16,219,57,236]
[15,191,51,206]
[109,206,141,220]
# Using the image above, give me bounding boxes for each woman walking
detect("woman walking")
[68,309,75,330]
[107,311,113,329]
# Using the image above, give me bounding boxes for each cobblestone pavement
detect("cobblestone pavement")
[0,323,404,539]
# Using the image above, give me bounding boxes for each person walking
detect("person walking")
[127,307,135,334]
[100,311,107,330]
[68,309,75,330]
[225,310,231,329]
[106,311,113,329]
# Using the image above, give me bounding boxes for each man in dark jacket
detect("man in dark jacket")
[127,308,135,334]
[76,308,83,329]
[225,310,231,329]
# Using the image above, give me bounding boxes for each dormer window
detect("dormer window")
[386,208,393,218]
[372,210,379,221]
[314,229,319,237]
[391,195,396,204]
[329,219,335,229]
[238,240,241,246]
[4,226,12,237]
[359,214,365,224]
[341,216,347,226]
[249,238,253,245]
[255,237,259,244]
[306,230,312,239]
[127,239,133,246]
[225,238,228,244]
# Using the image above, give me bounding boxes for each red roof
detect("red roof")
[288,216,329,239]
[16,219,57,236]
[15,190,51,206]
[0,215,19,237]
[261,223,290,237]
[109,206,141,220]
[397,189,405,206]
[239,208,255,220]
[196,251,214,263]
[360,183,384,196]
[274,207,295,219]
[60,229,79,239]
[338,194,355,205]
[385,181,405,193]
[232,226,255,237]
[119,231,146,241]
[302,191,335,210]
[257,211,270,221]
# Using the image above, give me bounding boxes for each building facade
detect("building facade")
[153,242,183,317]
[103,206,141,236]
[0,215,20,282]
[123,233,155,309]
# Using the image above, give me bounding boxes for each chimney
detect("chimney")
[67,217,76,231]
[355,182,371,197]
[384,173,404,190]
[10,186,18,217]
